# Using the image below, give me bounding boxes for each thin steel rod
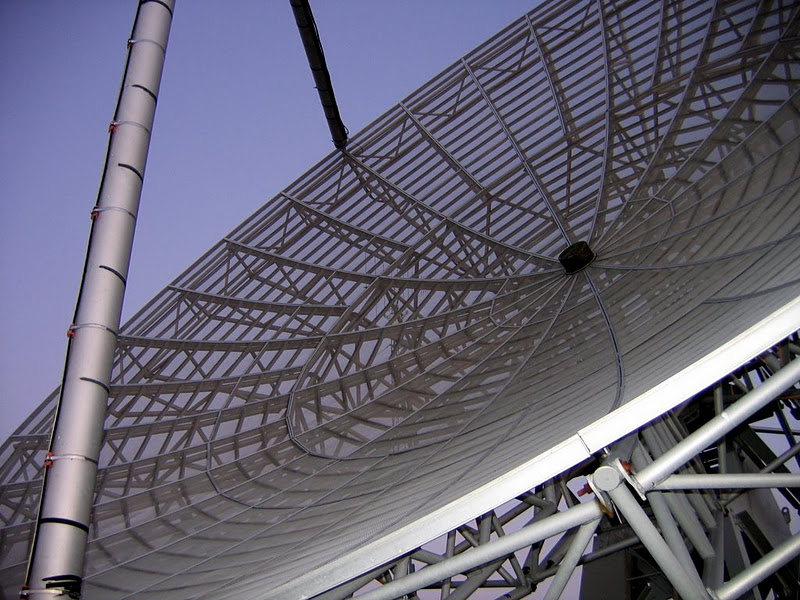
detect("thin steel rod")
[637,357,800,489]
[722,439,800,508]
[531,534,644,586]
[686,489,718,531]
[498,586,535,600]
[714,532,800,600]
[22,2,174,598]
[444,559,505,600]
[541,518,600,600]
[441,530,456,599]
[351,501,602,600]
[773,404,800,469]
[654,473,800,490]
[491,513,529,585]
[577,535,641,567]
[761,439,800,473]
[658,484,715,558]
[642,425,717,529]
[750,425,800,435]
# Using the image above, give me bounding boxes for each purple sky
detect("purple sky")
[0,1,537,442]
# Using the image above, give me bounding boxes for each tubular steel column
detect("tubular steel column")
[22,1,174,598]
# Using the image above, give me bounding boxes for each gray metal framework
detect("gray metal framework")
[2,0,800,598]
[323,340,800,599]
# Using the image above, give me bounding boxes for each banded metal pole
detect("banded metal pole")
[23,1,174,598]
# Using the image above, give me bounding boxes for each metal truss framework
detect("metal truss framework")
[317,337,800,600]
[2,0,800,598]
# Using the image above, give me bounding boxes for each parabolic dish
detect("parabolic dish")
[2,0,800,598]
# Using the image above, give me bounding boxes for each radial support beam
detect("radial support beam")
[21,2,174,598]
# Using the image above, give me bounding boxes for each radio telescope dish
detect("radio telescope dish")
[2,0,800,598]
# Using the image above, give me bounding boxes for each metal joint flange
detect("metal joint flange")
[614,458,647,501]
[585,472,614,517]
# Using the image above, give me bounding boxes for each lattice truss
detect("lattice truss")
[2,0,800,598]
[315,339,800,600]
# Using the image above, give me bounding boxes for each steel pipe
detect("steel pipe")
[702,511,726,589]
[637,357,800,489]
[654,473,800,490]
[648,491,708,593]
[715,532,800,600]
[633,445,715,558]
[541,518,600,600]
[22,2,174,598]
[351,501,602,600]
[606,483,713,600]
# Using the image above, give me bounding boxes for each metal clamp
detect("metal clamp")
[19,588,67,597]
[90,205,136,221]
[615,458,647,501]
[67,323,118,338]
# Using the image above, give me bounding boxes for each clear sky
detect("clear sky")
[0,1,538,443]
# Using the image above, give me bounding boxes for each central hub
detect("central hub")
[558,241,596,274]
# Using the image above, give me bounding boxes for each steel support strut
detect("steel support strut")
[603,478,714,600]
[290,0,348,148]
[637,357,800,490]
[541,518,601,600]
[352,501,603,600]
[22,2,174,598]
[341,354,800,600]
[716,533,800,600]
